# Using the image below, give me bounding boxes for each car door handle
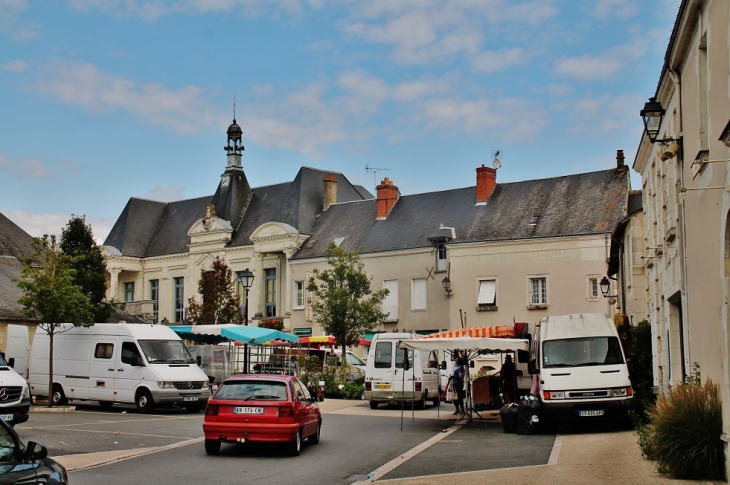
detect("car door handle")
[108,368,114,372]
[117,368,124,372]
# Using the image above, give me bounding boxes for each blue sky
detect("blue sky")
[1,0,679,243]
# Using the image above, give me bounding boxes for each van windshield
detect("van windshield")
[346,352,365,366]
[138,340,195,364]
[542,337,624,368]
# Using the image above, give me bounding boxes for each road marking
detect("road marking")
[353,424,463,484]
[547,434,563,465]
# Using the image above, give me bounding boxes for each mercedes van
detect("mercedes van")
[364,333,440,409]
[0,353,31,425]
[29,324,210,413]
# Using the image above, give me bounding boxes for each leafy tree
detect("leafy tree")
[186,258,243,325]
[60,215,114,322]
[15,235,94,407]
[307,243,389,364]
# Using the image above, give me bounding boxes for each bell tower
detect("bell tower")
[224,118,244,170]
[211,117,252,229]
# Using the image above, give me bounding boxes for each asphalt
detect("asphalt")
[32,400,724,484]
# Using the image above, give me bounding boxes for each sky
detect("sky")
[0,0,680,244]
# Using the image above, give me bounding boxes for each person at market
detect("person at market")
[501,354,517,403]
[450,357,466,415]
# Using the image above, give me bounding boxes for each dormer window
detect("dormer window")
[333,237,345,247]
[529,216,538,226]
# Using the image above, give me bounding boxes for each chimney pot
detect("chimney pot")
[616,149,627,173]
[476,166,497,204]
[323,173,337,210]
[376,177,399,219]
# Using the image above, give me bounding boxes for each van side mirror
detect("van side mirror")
[527,360,538,374]
[7,358,14,368]
[196,356,202,366]
[440,361,447,370]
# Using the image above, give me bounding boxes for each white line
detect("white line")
[547,434,563,465]
[65,437,205,472]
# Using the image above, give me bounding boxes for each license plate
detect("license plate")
[1,414,12,422]
[182,396,198,402]
[578,410,605,417]
[374,383,391,390]
[234,407,264,414]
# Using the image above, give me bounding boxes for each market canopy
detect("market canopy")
[299,336,371,346]
[171,324,299,346]
[399,336,528,352]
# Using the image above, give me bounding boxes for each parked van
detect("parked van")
[0,352,31,425]
[364,333,440,409]
[531,313,633,425]
[29,324,210,413]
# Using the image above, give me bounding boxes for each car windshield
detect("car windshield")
[138,340,195,364]
[542,337,624,368]
[215,380,289,401]
[346,353,365,366]
[0,354,7,367]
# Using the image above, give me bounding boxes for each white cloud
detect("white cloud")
[391,77,451,102]
[0,152,51,180]
[2,60,29,72]
[554,39,647,81]
[4,210,115,244]
[34,59,219,134]
[567,93,643,134]
[0,0,39,40]
[145,185,186,201]
[471,48,528,73]
[594,0,637,20]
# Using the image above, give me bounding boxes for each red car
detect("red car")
[203,374,322,456]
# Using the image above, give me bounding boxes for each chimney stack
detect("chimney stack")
[323,173,337,210]
[376,177,399,220]
[476,165,497,205]
[616,150,627,173]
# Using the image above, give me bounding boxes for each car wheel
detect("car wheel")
[205,439,221,455]
[309,422,321,444]
[98,401,114,409]
[136,389,154,414]
[52,385,68,406]
[185,402,203,413]
[369,401,379,410]
[288,430,302,456]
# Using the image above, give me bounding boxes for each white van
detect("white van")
[0,352,31,425]
[531,313,633,425]
[29,324,210,413]
[364,333,440,409]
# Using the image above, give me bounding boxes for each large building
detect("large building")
[103,120,631,339]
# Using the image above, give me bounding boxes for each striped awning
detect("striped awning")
[419,325,515,339]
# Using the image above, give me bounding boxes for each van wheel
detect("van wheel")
[288,430,302,456]
[185,402,203,413]
[136,389,154,414]
[98,401,114,409]
[205,439,221,455]
[369,401,379,410]
[52,385,68,406]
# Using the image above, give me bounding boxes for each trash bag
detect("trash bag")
[500,403,520,433]
[517,395,542,435]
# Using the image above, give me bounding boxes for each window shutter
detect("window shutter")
[382,280,399,321]
[477,280,496,304]
[413,279,427,310]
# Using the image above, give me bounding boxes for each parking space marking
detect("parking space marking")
[23,427,198,440]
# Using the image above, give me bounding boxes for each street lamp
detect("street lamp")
[442,276,452,296]
[599,276,617,299]
[238,268,254,373]
[640,97,681,145]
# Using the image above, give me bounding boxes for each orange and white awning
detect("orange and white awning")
[419,325,515,339]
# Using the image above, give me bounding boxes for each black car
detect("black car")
[0,417,67,484]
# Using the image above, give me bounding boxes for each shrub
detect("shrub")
[644,372,724,480]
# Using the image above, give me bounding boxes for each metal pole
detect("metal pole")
[244,288,249,374]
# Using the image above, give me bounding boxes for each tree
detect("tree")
[60,215,114,322]
[15,235,94,407]
[186,258,243,325]
[307,243,389,364]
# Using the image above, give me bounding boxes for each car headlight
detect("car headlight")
[22,386,30,399]
[612,387,629,397]
[157,381,176,389]
[548,391,564,400]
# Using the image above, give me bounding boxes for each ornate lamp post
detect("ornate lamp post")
[238,268,254,373]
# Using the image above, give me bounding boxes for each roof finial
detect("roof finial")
[233,95,236,121]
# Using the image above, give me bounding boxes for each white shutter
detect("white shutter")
[412,279,427,310]
[477,280,496,305]
[382,280,399,321]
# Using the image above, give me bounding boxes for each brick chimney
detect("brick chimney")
[616,149,627,173]
[323,173,337,210]
[476,165,497,205]
[376,177,399,220]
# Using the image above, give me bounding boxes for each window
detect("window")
[174,277,184,323]
[588,277,599,301]
[94,343,114,359]
[294,281,305,308]
[149,279,159,322]
[265,268,277,318]
[395,348,413,369]
[477,279,497,310]
[123,282,134,302]
[436,243,447,272]
[529,277,547,306]
[0,425,18,462]
[411,278,427,311]
[374,342,392,369]
[382,280,399,322]
[121,342,143,366]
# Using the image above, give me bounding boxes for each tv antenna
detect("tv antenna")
[491,150,502,169]
[365,164,390,188]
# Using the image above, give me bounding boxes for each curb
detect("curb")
[30,405,76,413]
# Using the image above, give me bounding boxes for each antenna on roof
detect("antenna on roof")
[233,95,236,119]
[365,164,390,190]
[491,150,502,169]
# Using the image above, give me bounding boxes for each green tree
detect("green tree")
[307,243,389,364]
[60,215,114,322]
[15,235,94,407]
[186,258,243,325]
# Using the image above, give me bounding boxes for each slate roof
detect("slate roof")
[293,168,630,259]
[104,167,371,257]
[0,213,36,320]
